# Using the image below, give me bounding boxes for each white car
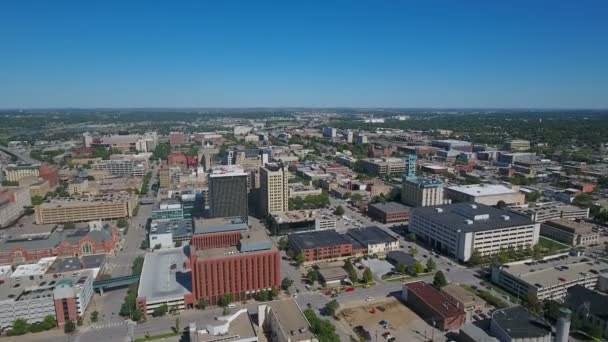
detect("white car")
[366,296,374,301]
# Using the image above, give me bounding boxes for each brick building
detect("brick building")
[402,281,466,331]
[288,230,355,262]
[367,201,410,224]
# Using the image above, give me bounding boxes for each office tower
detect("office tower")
[402,177,446,207]
[208,166,248,221]
[260,163,289,216]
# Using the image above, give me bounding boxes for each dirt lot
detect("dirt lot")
[339,298,446,341]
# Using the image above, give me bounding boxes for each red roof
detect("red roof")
[405,281,465,319]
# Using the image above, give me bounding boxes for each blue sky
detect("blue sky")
[1,1,607,108]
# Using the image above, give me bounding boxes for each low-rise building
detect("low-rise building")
[490,306,552,342]
[509,201,589,222]
[367,201,410,224]
[288,183,322,199]
[0,187,31,228]
[491,256,603,302]
[34,194,137,224]
[440,284,485,320]
[346,226,399,255]
[410,203,539,262]
[149,219,194,249]
[259,299,317,342]
[360,158,407,176]
[317,266,350,287]
[540,219,599,246]
[270,210,336,236]
[289,230,354,262]
[565,285,608,338]
[402,281,466,331]
[445,184,525,206]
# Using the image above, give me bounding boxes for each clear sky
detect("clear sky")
[1,1,607,109]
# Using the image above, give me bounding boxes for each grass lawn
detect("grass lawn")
[134,332,180,342]
[538,237,570,252]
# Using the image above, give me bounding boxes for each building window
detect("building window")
[82,242,93,255]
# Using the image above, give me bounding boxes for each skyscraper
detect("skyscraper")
[208,165,249,221]
[260,163,289,216]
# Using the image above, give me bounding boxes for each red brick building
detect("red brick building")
[402,281,466,331]
[39,163,59,187]
[189,230,280,305]
[0,227,119,265]
[169,132,186,146]
[288,230,355,262]
[367,202,409,224]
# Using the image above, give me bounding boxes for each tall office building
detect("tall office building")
[402,177,446,207]
[260,163,289,216]
[208,166,249,221]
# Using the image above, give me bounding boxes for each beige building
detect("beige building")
[440,284,485,320]
[34,194,137,224]
[0,187,32,228]
[402,177,447,207]
[540,219,599,246]
[4,164,40,182]
[18,176,52,198]
[260,163,289,216]
[445,184,525,206]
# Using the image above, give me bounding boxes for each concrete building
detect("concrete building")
[409,203,540,262]
[360,157,408,176]
[343,130,354,143]
[288,183,322,199]
[401,177,446,207]
[497,152,537,165]
[92,154,149,177]
[136,248,192,318]
[367,201,410,224]
[431,139,473,152]
[259,299,317,342]
[209,166,249,221]
[440,284,485,320]
[0,187,31,228]
[34,194,137,224]
[491,256,603,302]
[190,229,280,305]
[152,201,185,220]
[565,285,608,338]
[402,281,466,331]
[509,201,589,222]
[445,184,525,206]
[507,139,531,152]
[540,219,599,246]
[260,163,289,216]
[270,210,336,236]
[188,309,258,342]
[490,306,552,342]
[3,164,40,182]
[346,226,399,254]
[149,219,194,249]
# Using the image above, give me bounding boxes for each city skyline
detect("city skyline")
[1,1,607,109]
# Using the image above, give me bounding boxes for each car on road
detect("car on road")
[366,296,374,301]
[382,332,393,339]
[502,295,510,300]
[345,287,355,292]
[331,294,338,298]
[228,304,236,309]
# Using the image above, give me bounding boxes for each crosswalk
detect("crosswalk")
[91,321,126,330]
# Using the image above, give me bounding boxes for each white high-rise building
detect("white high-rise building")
[260,163,289,216]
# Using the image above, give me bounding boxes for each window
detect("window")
[82,242,93,255]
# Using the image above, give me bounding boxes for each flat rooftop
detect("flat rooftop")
[38,194,132,208]
[347,226,397,246]
[404,281,465,319]
[150,219,193,238]
[137,248,191,302]
[289,229,352,250]
[368,201,409,214]
[46,255,106,274]
[196,309,257,342]
[543,219,594,234]
[441,284,484,307]
[194,230,275,258]
[194,217,248,235]
[499,256,607,289]
[447,184,518,197]
[209,165,247,177]
[265,299,315,340]
[491,306,551,339]
[403,176,444,187]
[272,210,318,223]
[412,203,534,233]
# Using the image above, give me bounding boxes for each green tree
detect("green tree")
[64,320,76,334]
[362,267,373,283]
[307,269,319,283]
[410,246,418,257]
[433,271,448,288]
[281,277,294,290]
[9,319,29,336]
[132,256,144,274]
[426,258,437,272]
[325,299,340,317]
[525,191,541,202]
[152,304,168,317]
[117,218,129,229]
[90,311,99,322]
[304,309,340,342]
[496,200,507,209]
[278,237,288,251]
[468,249,484,265]
[333,205,345,216]
[132,309,143,322]
[41,315,57,330]
[350,193,363,202]
[405,232,416,241]
[294,254,305,266]
[218,294,234,307]
[31,195,44,205]
[413,262,425,275]
[398,263,407,275]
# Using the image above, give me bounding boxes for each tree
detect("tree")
[362,267,373,283]
[31,195,44,205]
[398,263,407,275]
[218,294,233,308]
[90,311,99,322]
[405,232,416,241]
[64,320,76,334]
[270,287,279,298]
[468,249,484,266]
[152,304,168,317]
[413,262,425,275]
[132,309,143,322]
[117,218,129,229]
[304,309,340,342]
[426,258,437,272]
[132,256,145,274]
[410,246,418,257]
[496,200,507,209]
[281,277,294,291]
[333,205,345,216]
[433,271,448,288]
[525,191,541,202]
[9,318,29,336]
[294,254,305,266]
[64,222,76,229]
[41,315,56,330]
[307,269,319,283]
[223,306,231,315]
[325,299,340,317]
[278,237,288,250]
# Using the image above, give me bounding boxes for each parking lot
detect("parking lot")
[339,298,446,342]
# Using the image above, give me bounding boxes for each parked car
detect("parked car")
[345,287,355,292]
[366,296,374,301]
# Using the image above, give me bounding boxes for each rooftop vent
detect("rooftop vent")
[470,204,477,209]
[435,208,443,213]
[464,219,474,225]
[500,215,510,221]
